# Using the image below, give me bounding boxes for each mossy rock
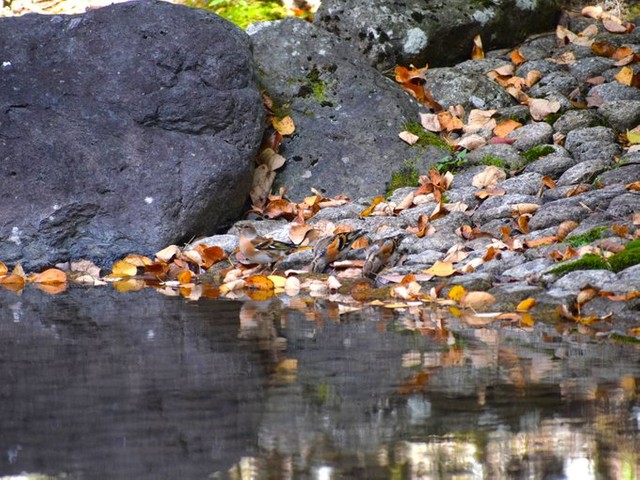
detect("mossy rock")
[549,254,609,276]
[564,226,608,248]
[608,244,640,273]
[403,120,453,152]
[522,145,555,163]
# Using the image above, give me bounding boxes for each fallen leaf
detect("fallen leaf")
[156,244,181,263]
[457,134,486,150]
[423,260,456,277]
[30,268,67,284]
[581,5,603,19]
[447,285,467,301]
[626,181,640,191]
[511,203,540,215]
[475,187,506,200]
[602,13,631,34]
[112,260,138,277]
[472,166,507,189]
[244,275,274,291]
[272,115,295,135]
[510,49,526,66]
[0,262,7,276]
[399,130,419,145]
[360,196,385,218]
[528,98,561,121]
[177,269,193,285]
[591,40,617,58]
[493,119,522,137]
[525,70,542,88]
[615,66,635,86]
[419,112,442,132]
[112,278,146,292]
[525,236,557,248]
[556,220,579,241]
[541,176,556,190]
[471,34,484,59]
[517,214,530,233]
[437,111,464,132]
[516,297,536,312]
[459,291,496,309]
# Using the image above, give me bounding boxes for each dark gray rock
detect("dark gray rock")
[474,193,541,225]
[249,18,438,201]
[528,70,579,97]
[499,172,544,196]
[0,1,264,269]
[315,0,561,70]
[508,122,554,151]
[568,56,615,82]
[523,150,579,179]
[424,67,515,111]
[556,158,614,187]
[588,82,640,102]
[466,144,525,170]
[551,269,619,291]
[515,58,563,78]
[606,193,640,218]
[598,100,640,132]
[564,126,620,163]
[600,163,640,186]
[552,109,602,135]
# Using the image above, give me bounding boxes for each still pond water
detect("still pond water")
[0,286,639,479]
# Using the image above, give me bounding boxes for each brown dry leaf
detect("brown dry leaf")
[528,98,561,121]
[264,198,297,219]
[556,220,579,241]
[464,109,497,132]
[423,260,456,277]
[0,273,26,287]
[581,5,603,19]
[633,212,640,226]
[626,181,640,191]
[198,245,226,268]
[541,176,556,190]
[436,111,464,132]
[577,287,598,307]
[591,40,616,57]
[472,166,507,189]
[272,115,295,136]
[122,254,153,267]
[525,70,542,88]
[510,49,526,66]
[459,291,496,309]
[457,134,487,150]
[471,34,484,59]
[613,46,635,60]
[556,25,579,44]
[525,236,557,248]
[567,185,589,197]
[399,131,419,145]
[493,119,522,137]
[156,244,181,263]
[0,262,7,276]
[612,224,629,238]
[554,51,577,65]
[30,268,67,284]
[112,260,139,277]
[511,203,540,215]
[419,112,442,132]
[602,13,631,34]
[475,187,506,200]
[144,262,169,277]
[493,64,515,77]
[516,297,536,312]
[244,275,275,291]
[517,214,531,233]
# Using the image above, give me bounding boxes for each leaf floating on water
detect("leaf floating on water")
[516,297,536,312]
[30,268,67,285]
[112,260,139,277]
[244,275,275,291]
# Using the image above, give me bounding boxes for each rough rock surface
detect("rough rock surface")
[249,18,450,201]
[0,0,265,269]
[315,0,561,70]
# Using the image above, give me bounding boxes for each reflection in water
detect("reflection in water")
[0,287,638,479]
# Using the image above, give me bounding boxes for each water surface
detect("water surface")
[0,286,638,479]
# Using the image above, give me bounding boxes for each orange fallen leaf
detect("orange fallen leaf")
[615,66,635,86]
[525,236,557,248]
[360,196,385,218]
[0,273,26,286]
[30,268,67,284]
[112,278,146,292]
[493,119,522,137]
[177,269,193,285]
[541,176,556,189]
[0,262,7,276]
[122,254,153,267]
[510,49,526,66]
[591,40,616,58]
[626,181,640,191]
[244,275,275,291]
[471,34,484,59]
[517,214,530,233]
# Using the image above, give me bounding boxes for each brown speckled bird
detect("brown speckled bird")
[311,229,364,273]
[362,236,401,279]
[236,224,297,266]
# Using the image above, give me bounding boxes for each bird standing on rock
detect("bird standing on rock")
[311,229,364,273]
[362,236,401,279]
[236,224,297,266]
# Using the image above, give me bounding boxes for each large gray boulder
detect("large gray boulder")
[250,18,449,201]
[0,0,264,269]
[315,0,561,71]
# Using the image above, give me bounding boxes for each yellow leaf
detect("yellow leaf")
[276,358,298,373]
[244,275,275,291]
[272,115,295,135]
[459,291,496,309]
[423,260,457,277]
[447,285,467,301]
[516,297,536,312]
[112,278,146,292]
[267,275,287,288]
[520,313,535,327]
[177,269,193,285]
[627,130,640,145]
[615,66,634,86]
[112,260,139,277]
[121,254,153,267]
[360,196,385,218]
[30,268,67,285]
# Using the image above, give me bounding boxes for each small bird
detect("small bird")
[236,224,297,266]
[362,236,401,279]
[311,229,364,273]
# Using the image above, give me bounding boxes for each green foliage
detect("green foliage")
[623,239,640,251]
[522,145,555,163]
[199,0,287,29]
[299,66,333,104]
[544,111,563,125]
[387,160,420,196]
[403,120,453,152]
[564,226,608,248]
[479,155,507,169]
[435,149,468,174]
[549,254,608,276]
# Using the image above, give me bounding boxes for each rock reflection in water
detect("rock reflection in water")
[0,286,638,479]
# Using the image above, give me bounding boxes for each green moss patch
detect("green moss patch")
[479,155,507,169]
[608,247,640,273]
[564,226,608,248]
[550,240,640,277]
[403,120,453,152]
[522,145,555,163]
[197,0,287,29]
[387,160,420,196]
[549,254,609,276]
